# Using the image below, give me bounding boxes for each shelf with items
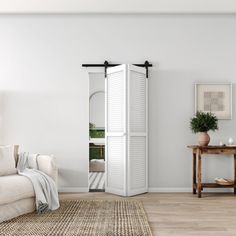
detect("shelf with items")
[188,145,236,198]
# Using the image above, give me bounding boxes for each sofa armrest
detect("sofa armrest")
[37,155,58,184]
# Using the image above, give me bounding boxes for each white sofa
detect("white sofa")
[0,147,58,223]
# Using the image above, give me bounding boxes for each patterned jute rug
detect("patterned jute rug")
[0,200,152,236]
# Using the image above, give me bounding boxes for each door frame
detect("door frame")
[87,67,105,192]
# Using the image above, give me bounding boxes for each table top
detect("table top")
[188,145,236,155]
[188,145,236,149]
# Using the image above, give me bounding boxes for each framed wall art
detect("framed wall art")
[195,83,232,120]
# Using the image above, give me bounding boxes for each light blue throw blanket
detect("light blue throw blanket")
[17,152,60,213]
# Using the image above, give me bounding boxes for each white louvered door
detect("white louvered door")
[127,65,148,196]
[105,64,148,196]
[105,65,127,196]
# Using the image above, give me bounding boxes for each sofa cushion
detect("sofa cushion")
[0,174,34,205]
[37,155,57,181]
[0,145,18,176]
[0,197,35,223]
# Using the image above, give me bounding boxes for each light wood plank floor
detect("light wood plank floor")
[60,192,236,236]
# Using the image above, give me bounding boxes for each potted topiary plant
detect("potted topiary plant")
[190,111,218,146]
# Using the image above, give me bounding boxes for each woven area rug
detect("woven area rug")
[0,200,152,236]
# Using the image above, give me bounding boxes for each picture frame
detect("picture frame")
[195,83,232,120]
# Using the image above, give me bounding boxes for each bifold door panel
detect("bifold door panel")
[105,64,148,197]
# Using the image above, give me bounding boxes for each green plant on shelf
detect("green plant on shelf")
[190,111,218,133]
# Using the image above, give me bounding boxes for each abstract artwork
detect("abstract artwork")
[195,83,232,119]
[203,91,224,111]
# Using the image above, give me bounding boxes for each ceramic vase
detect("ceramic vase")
[198,132,210,146]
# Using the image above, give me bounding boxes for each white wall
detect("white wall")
[1,0,236,13]
[0,14,236,191]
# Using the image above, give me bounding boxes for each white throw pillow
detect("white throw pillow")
[0,145,18,176]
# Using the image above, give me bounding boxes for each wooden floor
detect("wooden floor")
[60,192,236,236]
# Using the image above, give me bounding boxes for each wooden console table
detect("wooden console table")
[188,145,236,198]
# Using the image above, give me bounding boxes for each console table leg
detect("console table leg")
[197,149,202,198]
[193,153,196,194]
[234,154,236,194]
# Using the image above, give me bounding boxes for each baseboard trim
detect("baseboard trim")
[59,187,89,193]
[148,188,192,192]
[59,187,234,193]
[148,187,234,193]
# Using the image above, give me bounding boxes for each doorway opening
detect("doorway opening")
[86,64,148,196]
[89,72,105,192]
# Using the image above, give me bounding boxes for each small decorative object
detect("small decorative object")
[228,137,234,146]
[219,141,224,146]
[215,178,234,186]
[190,111,218,146]
[195,83,232,120]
